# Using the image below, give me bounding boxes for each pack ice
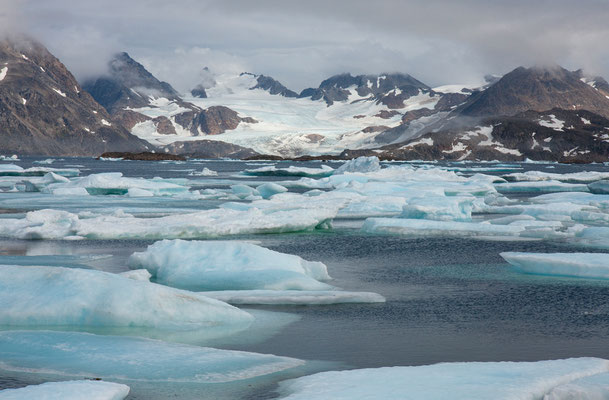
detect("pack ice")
[0,331,304,383]
[277,358,609,400]
[501,252,609,279]
[128,239,332,291]
[0,265,253,336]
[0,200,338,239]
[0,380,130,400]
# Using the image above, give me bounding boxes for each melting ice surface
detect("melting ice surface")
[277,358,609,400]
[501,252,609,279]
[0,265,253,340]
[0,380,130,400]
[0,331,304,383]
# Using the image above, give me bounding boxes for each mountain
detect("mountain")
[0,37,149,156]
[298,73,432,107]
[82,52,180,114]
[455,66,609,119]
[83,53,255,147]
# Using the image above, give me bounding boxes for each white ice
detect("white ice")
[242,165,334,178]
[501,252,609,279]
[200,290,385,305]
[361,218,524,238]
[334,156,381,174]
[128,239,332,291]
[0,331,304,383]
[0,380,130,400]
[277,358,609,400]
[0,265,253,336]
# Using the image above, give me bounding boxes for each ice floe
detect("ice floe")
[242,165,334,178]
[277,358,609,400]
[0,331,304,383]
[200,290,385,305]
[0,164,79,177]
[128,240,332,291]
[0,265,253,337]
[0,380,130,400]
[501,252,609,279]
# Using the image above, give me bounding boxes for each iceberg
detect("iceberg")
[128,239,332,291]
[242,165,334,178]
[361,218,523,238]
[504,170,609,183]
[0,265,253,337]
[0,164,79,177]
[277,358,609,400]
[334,156,380,174]
[544,372,609,399]
[400,196,474,221]
[501,252,609,279]
[0,331,304,383]
[44,172,189,196]
[200,290,385,305]
[256,182,288,199]
[494,181,590,193]
[0,380,130,400]
[0,202,337,240]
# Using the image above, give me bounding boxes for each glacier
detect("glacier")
[277,358,609,400]
[0,331,304,383]
[0,380,130,400]
[0,265,253,338]
[0,380,129,400]
[128,239,332,291]
[501,252,609,279]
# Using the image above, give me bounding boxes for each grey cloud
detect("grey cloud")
[12,0,609,92]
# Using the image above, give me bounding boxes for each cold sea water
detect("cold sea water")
[0,156,609,399]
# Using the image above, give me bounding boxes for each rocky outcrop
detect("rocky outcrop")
[250,74,298,97]
[172,106,256,136]
[0,37,149,156]
[163,140,258,159]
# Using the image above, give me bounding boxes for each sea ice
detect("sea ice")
[0,164,79,177]
[0,265,253,336]
[200,290,385,305]
[242,165,334,178]
[0,331,304,383]
[504,170,609,183]
[0,203,337,240]
[0,380,130,400]
[400,196,474,221]
[544,372,609,399]
[334,156,381,174]
[277,358,609,400]
[501,252,609,279]
[361,218,523,238]
[256,182,288,199]
[128,239,332,291]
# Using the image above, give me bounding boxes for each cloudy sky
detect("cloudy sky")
[3,0,609,93]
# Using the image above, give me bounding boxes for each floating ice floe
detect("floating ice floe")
[589,180,609,194]
[0,164,79,177]
[200,290,385,305]
[242,165,334,178]
[494,180,590,193]
[0,201,337,239]
[334,156,381,174]
[0,331,304,383]
[501,252,609,279]
[0,380,130,400]
[0,265,253,338]
[188,167,218,176]
[0,155,19,161]
[361,218,523,238]
[128,240,332,291]
[44,172,190,196]
[504,170,609,183]
[277,358,609,400]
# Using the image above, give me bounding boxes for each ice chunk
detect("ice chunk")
[501,252,609,279]
[188,167,218,176]
[230,184,260,199]
[0,164,79,177]
[0,265,253,338]
[400,196,474,221]
[0,203,337,240]
[0,380,130,400]
[334,156,381,174]
[0,331,304,383]
[242,165,334,178]
[361,218,522,238]
[504,170,609,183]
[45,172,188,196]
[126,187,154,197]
[495,181,590,193]
[256,182,288,199]
[589,180,609,194]
[200,290,385,305]
[277,358,609,400]
[128,240,332,291]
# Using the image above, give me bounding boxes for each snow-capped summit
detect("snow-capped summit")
[193,70,298,98]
